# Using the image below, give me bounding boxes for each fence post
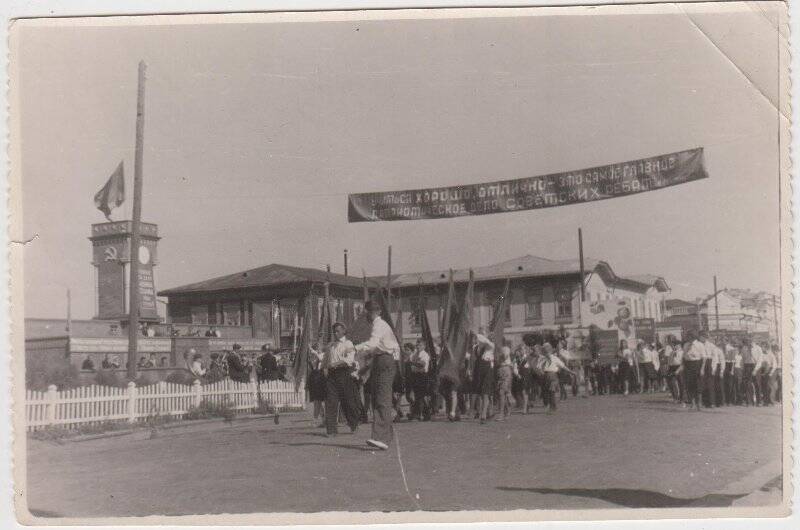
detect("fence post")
[127,381,137,423]
[46,384,57,427]
[193,379,202,408]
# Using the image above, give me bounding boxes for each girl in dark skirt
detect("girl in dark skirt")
[473,332,496,424]
[307,344,327,427]
[617,340,635,395]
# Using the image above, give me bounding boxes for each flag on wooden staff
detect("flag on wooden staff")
[291,291,313,392]
[318,283,333,347]
[418,281,438,380]
[489,278,511,350]
[440,269,474,385]
[440,269,457,344]
[94,161,125,221]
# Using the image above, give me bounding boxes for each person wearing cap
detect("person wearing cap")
[226,344,250,383]
[354,301,400,450]
[323,322,362,436]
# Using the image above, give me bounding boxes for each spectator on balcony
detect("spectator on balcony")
[81,355,95,371]
[101,353,120,369]
[159,356,169,368]
[136,356,149,369]
[144,353,157,368]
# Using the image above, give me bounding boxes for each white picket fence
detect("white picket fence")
[25,378,305,431]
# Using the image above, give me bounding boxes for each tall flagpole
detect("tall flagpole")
[127,61,147,381]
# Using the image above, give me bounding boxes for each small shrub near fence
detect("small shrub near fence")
[25,378,305,432]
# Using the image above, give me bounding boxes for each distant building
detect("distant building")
[159,254,670,350]
[702,288,779,338]
[662,298,706,332]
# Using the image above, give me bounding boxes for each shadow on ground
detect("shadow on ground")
[497,486,747,508]
[268,440,374,452]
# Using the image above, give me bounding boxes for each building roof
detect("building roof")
[158,263,364,296]
[160,255,669,297]
[665,298,696,309]
[372,254,669,292]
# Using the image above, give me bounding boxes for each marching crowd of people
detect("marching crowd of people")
[299,302,783,451]
[179,301,781,452]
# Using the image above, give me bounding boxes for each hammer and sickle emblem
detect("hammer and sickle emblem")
[104,246,118,262]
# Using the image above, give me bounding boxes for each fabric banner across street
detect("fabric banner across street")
[348,147,708,222]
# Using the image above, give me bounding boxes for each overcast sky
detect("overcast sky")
[17,4,785,319]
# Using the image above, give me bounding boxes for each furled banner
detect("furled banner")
[348,147,708,222]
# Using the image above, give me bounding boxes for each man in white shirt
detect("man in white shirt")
[701,336,724,408]
[759,343,777,406]
[675,331,706,411]
[323,322,363,437]
[354,301,400,450]
[408,339,431,421]
[541,343,575,413]
[665,338,683,403]
[771,344,782,404]
[637,340,657,394]
[750,340,765,405]
[699,332,717,407]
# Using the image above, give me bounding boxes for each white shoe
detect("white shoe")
[366,439,389,450]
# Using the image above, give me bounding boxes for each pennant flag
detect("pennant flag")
[489,278,511,350]
[291,293,313,392]
[440,269,474,385]
[94,161,125,221]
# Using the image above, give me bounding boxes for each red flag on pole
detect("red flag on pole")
[418,281,437,373]
[94,161,125,221]
[318,282,333,347]
[440,269,474,385]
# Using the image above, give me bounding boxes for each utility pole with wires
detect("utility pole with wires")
[713,275,720,330]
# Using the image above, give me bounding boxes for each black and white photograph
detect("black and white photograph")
[8,2,792,525]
